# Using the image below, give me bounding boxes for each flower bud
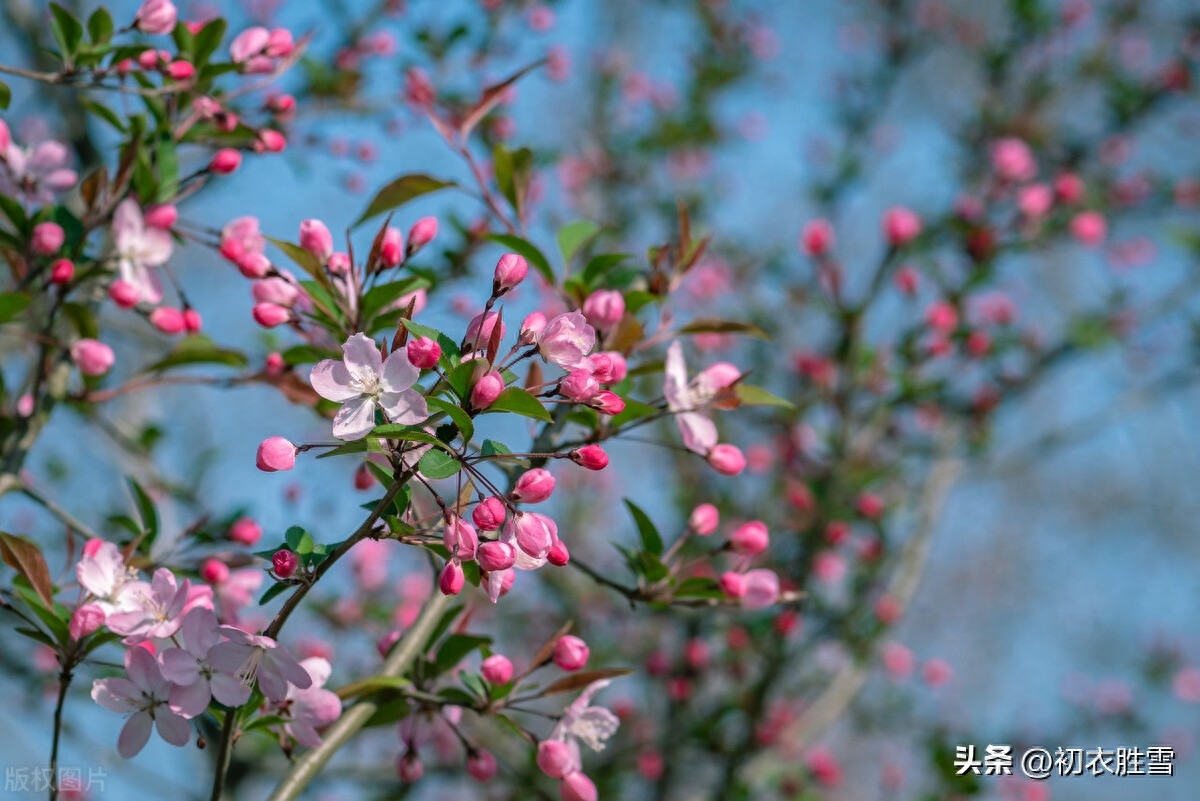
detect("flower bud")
[719,571,747,598]
[689,504,719,535]
[742,569,780,610]
[229,517,262,545]
[149,307,186,334]
[407,216,438,253]
[520,311,547,344]
[513,468,556,504]
[236,252,271,278]
[883,206,921,247]
[537,740,574,779]
[299,219,334,262]
[210,149,242,174]
[200,558,230,585]
[480,654,514,685]
[49,258,74,284]
[143,204,177,229]
[560,771,598,801]
[588,351,627,384]
[0,120,8,153]
[69,603,105,640]
[707,444,745,475]
[109,280,140,308]
[730,521,769,556]
[272,549,299,578]
[353,462,376,491]
[257,129,286,153]
[31,222,65,255]
[134,0,177,35]
[184,308,202,333]
[1070,211,1107,247]
[591,390,625,415]
[801,218,834,257]
[471,371,505,410]
[376,630,401,657]
[265,352,285,375]
[439,560,465,595]
[1055,173,1084,204]
[569,444,608,471]
[256,436,296,472]
[380,227,404,267]
[493,253,528,292]
[71,339,115,376]
[467,749,497,782]
[857,492,884,520]
[252,302,291,328]
[396,752,423,783]
[327,252,351,273]
[465,311,505,351]
[477,540,516,572]
[553,635,589,671]
[443,517,479,561]
[546,539,570,566]
[560,370,599,402]
[165,60,195,81]
[472,496,506,531]
[582,289,625,332]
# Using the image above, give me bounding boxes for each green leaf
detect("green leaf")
[0,293,32,323]
[335,675,411,700]
[557,220,601,266]
[49,4,84,59]
[432,634,491,676]
[418,449,461,479]
[673,576,723,599]
[258,582,290,606]
[87,7,113,43]
[0,81,10,111]
[281,344,336,366]
[364,698,412,727]
[735,384,795,409]
[316,438,386,459]
[80,99,126,132]
[483,386,552,422]
[610,397,658,428]
[677,319,769,339]
[127,479,159,541]
[284,526,307,550]
[480,439,512,458]
[192,18,226,66]
[267,237,326,284]
[485,234,554,285]
[156,136,179,202]
[581,253,630,287]
[625,499,663,555]
[400,319,460,367]
[536,668,634,697]
[426,396,474,444]
[360,276,431,322]
[354,174,456,226]
[143,335,248,372]
[369,425,448,450]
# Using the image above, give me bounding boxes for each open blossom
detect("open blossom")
[105,567,191,641]
[0,136,77,203]
[207,626,312,703]
[113,199,172,304]
[76,540,135,614]
[92,647,191,758]
[311,333,428,440]
[269,657,342,747]
[663,341,741,456]
[538,311,596,369]
[540,679,620,777]
[160,608,252,716]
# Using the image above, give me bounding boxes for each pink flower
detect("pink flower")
[801,218,834,256]
[481,654,513,684]
[299,219,334,262]
[494,253,528,292]
[439,560,465,595]
[272,549,299,578]
[134,0,177,34]
[513,468,556,503]
[92,647,191,757]
[230,26,271,63]
[473,496,506,531]
[505,512,558,563]
[570,444,608,471]
[443,516,479,560]
[407,336,440,369]
[560,369,599,402]
[881,641,914,679]
[663,341,719,455]
[160,608,253,716]
[76,540,134,614]
[883,206,922,247]
[922,658,954,687]
[1,138,77,203]
[270,657,341,747]
[31,222,64,255]
[471,370,505,410]
[106,567,191,641]
[407,217,438,252]
[113,200,172,304]
[257,437,296,472]
[1070,211,1107,246]
[207,626,313,703]
[220,216,266,264]
[538,311,597,369]
[554,635,589,671]
[741,569,779,609]
[540,680,619,778]
[69,603,105,640]
[71,338,115,376]
[689,503,719,535]
[50,258,74,284]
[228,517,262,545]
[310,333,428,440]
[990,137,1036,182]
[465,311,506,351]
[467,749,497,782]
[210,148,242,174]
[561,772,598,801]
[582,290,625,332]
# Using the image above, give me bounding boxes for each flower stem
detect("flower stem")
[48,664,73,801]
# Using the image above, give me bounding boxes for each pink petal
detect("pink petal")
[310,359,360,402]
[118,711,153,758]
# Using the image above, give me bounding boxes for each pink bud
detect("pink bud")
[31,222,65,255]
[801,218,834,257]
[719,571,747,598]
[257,129,287,153]
[201,558,230,585]
[396,753,423,783]
[1070,211,1107,247]
[443,517,479,561]
[875,594,902,625]
[989,137,1036,182]
[353,463,375,491]
[134,0,177,35]
[380,227,404,267]
[922,658,954,687]
[553,635,589,671]
[1055,173,1084,204]
[467,749,497,782]
[69,603,105,640]
[857,492,884,520]
[493,253,528,292]
[236,252,271,278]
[560,369,599,402]
[165,60,195,81]
[407,217,438,253]
[520,311,547,344]
[581,289,625,332]
[327,252,351,273]
[149,307,186,334]
[471,371,505,410]
[210,149,242,174]
[183,308,202,333]
[70,339,115,376]
[480,654,514,684]
[403,335,441,369]
[49,258,74,285]
[707,444,745,475]
[592,390,625,415]
[477,540,516,572]
[266,28,295,57]
[376,630,401,657]
[272,549,299,578]
[742,569,780,609]
[299,219,334,262]
[689,503,719,535]
[588,351,627,384]
[0,120,8,153]
[569,444,608,471]
[252,302,291,328]
[143,204,177,229]
[925,301,958,332]
[893,266,919,296]
[513,468,556,504]
[883,207,921,247]
[560,772,598,801]
[465,311,505,351]
[472,496,506,531]
[546,539,570,566]
[229,517,262,545]
[730,521,768,556]
[137,49,161,70]
[256,436,296,472]
[439,560,465,595]
[83,538,105,558]
[537,740,574,779]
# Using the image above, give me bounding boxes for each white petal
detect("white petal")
[380,349,419,393]
[663,341,690,411]
[299,657,332,689]
[92,678,138,713]
[138,227,174,266]
[310,360,360,402]
[379,389,428,426]
[118,711,153,758]
[112,199,142,249]
[677,411,718,455]
[331,396,378,441]
[341,333,382,382]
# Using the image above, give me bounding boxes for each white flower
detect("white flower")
[105,567,190,641]
[76,541,137,615]
[546,679,621,774]
[113,199,172,304]
[91,646,191,758]
[663,341,719,454]
[310,333,429,441]
[1,139,77,203]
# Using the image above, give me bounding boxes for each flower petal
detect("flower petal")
[379,388,428,426]
[91,678,138,713]
[118,711,153,758]
[168,677,212,718]
[210,672,253,707]
[663,341,690,411]
[331,396,378,441]
[206,641,250,674]
[159,649,201,686]
[341,333,383,382]
[676,411,718,455]
[154,710,191,746]
[310,360,360,402]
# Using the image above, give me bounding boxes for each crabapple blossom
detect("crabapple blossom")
[990,137,1036,182]
[160,608,252,716]
[407,217,438,252]
[273,549,299,578]
[478,540,517,572]
[71,339,115,376]
[150,307,186,334]
[299,219,334,261]
[467,749,498,781]
[741,569,780,609]
[570,444,608,470]
[481,654,514,684]
[439,560,465,595]
[380,226,404,267]
[92,647,191,758]
[883,206,922,246]
[582,290,625,332]
[134,0,177,34]
[1071,211,1108,246]
[465,311,505,350]
[471,370,504,410]
[228,517,262,545]
[69,603,105,640]
[77,540,134,614]
[554,635,590,671]
[49,258,73,283]
[112,200,172,304]
[521,311,547,343]
[538,311,596,369]
[256,436,296,471]
[31,222,64,255]
[592,391,625,415]
[200,559,230,585]
[493,253,528,292]
[207,625,312,703]
[547,540,570,566]
[540,679,619,779]
[1,136,77,203]
[719,571,747,598]
[801,218,834,256]
[210,148,242,174]
[560,369,599,402]
[443,516,479,560]
[513,468,556,503]
[588,351,627,383]
[310,333,428,440]
[106,567,191,641]
[689,503,719,534]
[473,496,507,530]
[406,336,440,369]
[730,521,769,556]
[270,657,342,747]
